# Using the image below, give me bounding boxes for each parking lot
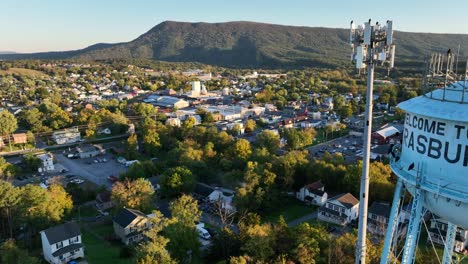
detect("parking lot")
[54,152,128,189]
[308,134,364,163]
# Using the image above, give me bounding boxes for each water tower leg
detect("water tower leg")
[442,222,457,264]
[401,188,424,264]
[380,179,404,264]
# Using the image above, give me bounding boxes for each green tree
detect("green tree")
[160,166,195,197]
[0,111,17,137]
[143,129,161,156]
[23,154,41,172]
[256,130,281,153]
[169,194,201,226]
[125,133,139,160]
[0,239,40,264]
[0,158,16,180]
[0,181,21,238]
[111,178,155,212]
[137,211,175,264]
[165,195,201,262]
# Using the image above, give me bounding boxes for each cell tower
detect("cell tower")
[380,50,468,264]
[349,19,395,264]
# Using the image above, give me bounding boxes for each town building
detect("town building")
[40,222,84,264]
[296,181,328,206]
[12,133,28,144]
[76,144,102,159]
[52,128,81,145]
[428,216,468,254]
[318,193,359,226]
[113,208,153,245]
[37,153,54,172]
[371,126,400,145]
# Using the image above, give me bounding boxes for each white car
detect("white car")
[70,179,84,184]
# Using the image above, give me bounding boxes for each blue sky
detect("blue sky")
[1,0,467,53]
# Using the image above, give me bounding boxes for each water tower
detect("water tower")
[381,52,468,264]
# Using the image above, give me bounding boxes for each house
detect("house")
[40,222,84,264]
[37,153,54,172]
[12,133,28,144]
[371,126,400,145]
[52,128,81,145]
[318,193,359,226]
[208,189,236,213]
[368,202,391,236]
[76,144,101,159]
[113,208,153,245]
[428,216,468,254]
[296,181,328,206]
[95,191,114,210]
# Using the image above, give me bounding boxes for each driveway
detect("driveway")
[288,211,318,227]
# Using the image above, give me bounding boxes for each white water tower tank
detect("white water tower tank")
[393,80,468,228]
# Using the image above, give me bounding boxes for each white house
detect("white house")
[36,153,54,172]
[296,181,328,206]
[318,193,359,226]
[428,216,468,254]
[208,189,236,213]
[40,222,84,264]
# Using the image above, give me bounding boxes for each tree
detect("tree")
[23,154,41,172]
[125,133,139,160]
[241,223,275,261]
[111,178,155,212]
[0,158,16,180]
[244,119,256,133]
[0,181,20,238]
[137,211,175,264]
[0,239,40,264]
[165,195,201,262]
[0,111,17,137]
[169,194,201,226]
[160,166,195,197]
[256,130,281,153]
[142,129,161,156]
[230,139,252,161]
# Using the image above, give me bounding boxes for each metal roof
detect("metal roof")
[398,81,468,122]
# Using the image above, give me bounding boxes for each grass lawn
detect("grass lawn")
[82,230,134,264]
[262,197,316,223]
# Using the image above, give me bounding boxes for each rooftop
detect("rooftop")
[41,222,81,244]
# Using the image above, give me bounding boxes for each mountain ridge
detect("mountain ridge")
[2,21,468,68]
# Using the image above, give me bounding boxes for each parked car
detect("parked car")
[108,175,119,182]
[196,224,211,240]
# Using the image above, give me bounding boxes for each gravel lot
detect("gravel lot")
[54,152,127,189]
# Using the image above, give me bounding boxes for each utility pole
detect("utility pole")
[349,19,395,264]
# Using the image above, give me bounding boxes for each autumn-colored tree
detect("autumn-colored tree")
[111,178,155,212]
